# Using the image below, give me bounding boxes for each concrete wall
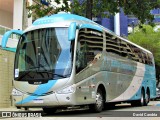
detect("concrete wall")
[0,35,18,48]
[0,49,15,108]
[13,0,23,30]
[0,9,13,28]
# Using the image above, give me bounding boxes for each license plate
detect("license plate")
[33,99,43,103]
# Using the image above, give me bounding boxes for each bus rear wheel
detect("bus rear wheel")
[89,89,104,113]
[131,89,145,106]
[144,90,150,106]
[43,107,57,114]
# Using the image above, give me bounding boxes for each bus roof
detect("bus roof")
[32,12,94,26]
[29,13,152,55]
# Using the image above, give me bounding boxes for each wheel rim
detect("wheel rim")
[96,92,103,109]
[145,92,149,104]
[141,91,144,105]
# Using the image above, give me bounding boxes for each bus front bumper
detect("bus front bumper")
[13,92,76,107]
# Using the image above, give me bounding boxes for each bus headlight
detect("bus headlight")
[12,88,23,96]
[57,85,75,94]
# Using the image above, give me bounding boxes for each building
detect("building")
[99,9,160,36]
[0,0,32,108]
[0,0,33,48]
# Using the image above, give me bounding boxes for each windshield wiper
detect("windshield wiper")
[52,73,68,78]
[36,71,68,78]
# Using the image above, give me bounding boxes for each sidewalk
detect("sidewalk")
[0,106,20,111]
[0,106,42,112]
[148,100,160,106]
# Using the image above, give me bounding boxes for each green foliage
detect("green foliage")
[128,25,160,66]
[70,0,87,17]
[27,0,160,25]
[71,0,160,25]
[27,0,70,20]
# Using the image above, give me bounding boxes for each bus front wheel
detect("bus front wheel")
[89,89,104,113]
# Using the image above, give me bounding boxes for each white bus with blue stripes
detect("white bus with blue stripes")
[1,12,156,114]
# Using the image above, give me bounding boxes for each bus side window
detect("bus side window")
[120,41,128,57]
[76,28,103,73]
[76,33,88,73]
[105,33,121,56]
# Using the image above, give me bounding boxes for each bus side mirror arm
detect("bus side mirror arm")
[1,30,23,48]
[68,22,77,41]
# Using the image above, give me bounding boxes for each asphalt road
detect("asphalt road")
[1,100,160,120]
[42,101,160,117]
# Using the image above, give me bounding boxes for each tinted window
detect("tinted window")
[76,28,103,73]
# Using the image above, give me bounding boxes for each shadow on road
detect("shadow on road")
[42,104,135,117]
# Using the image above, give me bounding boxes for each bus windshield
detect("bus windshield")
[14,28,73,81]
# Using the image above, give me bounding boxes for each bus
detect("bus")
[1,12,157,113]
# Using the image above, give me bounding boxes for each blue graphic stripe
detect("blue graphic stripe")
[156,104,160,106]
[16,80,57,104]
[130,64,156,100]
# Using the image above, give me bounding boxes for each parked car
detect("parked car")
[156,87,160,100]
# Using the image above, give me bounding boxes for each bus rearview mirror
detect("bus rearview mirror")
[68,22,77,41]
[1,29,23,48]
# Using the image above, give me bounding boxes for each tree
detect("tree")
[27,0,70,20]
[27,0,160,25]
[128,25,160,86]
[72,0,160,25]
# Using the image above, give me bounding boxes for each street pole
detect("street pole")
[132,21,134,33]
[114,13,120,36]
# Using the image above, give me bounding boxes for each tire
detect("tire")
[144,90,150,106]
[131,89,145,107]
[89,89,104,113]
[43,108,57,114]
